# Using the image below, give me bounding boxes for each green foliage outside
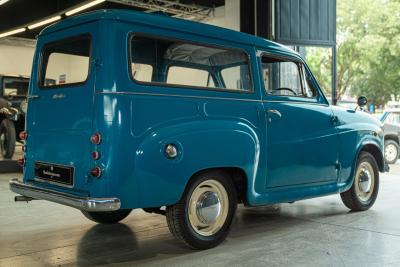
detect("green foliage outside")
[306,0,400,106]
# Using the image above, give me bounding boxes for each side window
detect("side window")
[40,35,91,88]
[260,55,316,97]
[129,34,252,92]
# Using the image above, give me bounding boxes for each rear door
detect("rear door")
[25,25,97,190]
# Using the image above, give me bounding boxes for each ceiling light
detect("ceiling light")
[0,0,10,6]
[65,0,106,16]
[0,27,26,39]
[28,15,62,30]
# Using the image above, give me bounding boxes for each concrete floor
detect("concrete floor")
[1,163,400,267]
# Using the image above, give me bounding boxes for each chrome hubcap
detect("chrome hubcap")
[355,161,375,202]
[188,179,228,236]
[385,144,398,162]
[196,191,221,224]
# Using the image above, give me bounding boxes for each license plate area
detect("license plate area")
[34,161,74,187]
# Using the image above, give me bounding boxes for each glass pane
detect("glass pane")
[41,35,90,87]
[221,65,252,91]
[130,35,252,91]
[167,66,210,87]
[261,57,303,96]
[132,63,153,82]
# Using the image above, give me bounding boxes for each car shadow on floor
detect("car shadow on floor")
[76,223,193,266]
[75,204,351,266]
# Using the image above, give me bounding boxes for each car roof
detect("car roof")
[39,9,299,58]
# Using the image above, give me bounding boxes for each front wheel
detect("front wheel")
[0,119,16,159]
[82,209,132,224]
[340,151,379,211]
[166,170,237,250]
[384,140,399,164]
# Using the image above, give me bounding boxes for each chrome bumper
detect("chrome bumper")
[9,179,121,212]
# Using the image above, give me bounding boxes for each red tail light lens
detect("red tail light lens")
[92,151,100,160]
[17,158,25,167]
[90,133,102,145]
[19,131,27,140]
[90,166,102,177]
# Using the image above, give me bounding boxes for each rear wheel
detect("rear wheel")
[340,151,379,211]
[384,139,399,164]
[0,119,16,159]
[82,209,132,224]
[166,170,237,249]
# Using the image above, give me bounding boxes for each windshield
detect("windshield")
[2,77,29,98]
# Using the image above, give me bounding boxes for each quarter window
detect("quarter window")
[40,35,91,88]
[260,56,316,97]
[129,35,253,92]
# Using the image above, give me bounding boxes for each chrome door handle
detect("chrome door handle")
[52,93,65,100]
[267,109,282,118]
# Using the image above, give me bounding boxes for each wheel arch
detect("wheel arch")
[384,134,399,144]
[185,167,249,205]
[359,143,385,172]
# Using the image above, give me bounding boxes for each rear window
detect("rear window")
[40,35,91,88]
[129,34,253,92]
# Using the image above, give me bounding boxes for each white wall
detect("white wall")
[0,2,240,79]
[205,0,240,31]
[0,39,35,76]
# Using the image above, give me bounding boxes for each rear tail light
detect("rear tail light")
[19,131,27,141]
[92,151,100,160]
[90,166,102,177]
[17,158,25,167]
[90,133,102,145]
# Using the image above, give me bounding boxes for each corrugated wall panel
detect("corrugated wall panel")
[276,0,336,46]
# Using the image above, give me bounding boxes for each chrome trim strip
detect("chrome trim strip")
[97,91,262,103]
[97,91,329,106]
[9,179,121,212]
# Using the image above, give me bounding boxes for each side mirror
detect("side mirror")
[357,96,368,109]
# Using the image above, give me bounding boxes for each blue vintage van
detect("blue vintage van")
[10,9,386,249]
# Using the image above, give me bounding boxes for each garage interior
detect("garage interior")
[0,0,399,266]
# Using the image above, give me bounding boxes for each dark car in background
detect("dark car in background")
[381,109,400,164]
[0,75,29,159]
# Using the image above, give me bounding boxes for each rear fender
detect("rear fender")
[133,119,260,208]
